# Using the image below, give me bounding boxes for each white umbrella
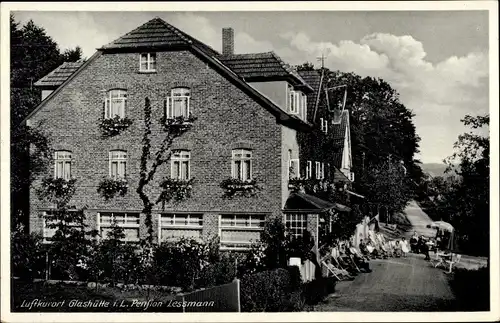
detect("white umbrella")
[427,221,454,232]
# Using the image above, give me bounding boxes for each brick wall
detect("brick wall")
[29,49,284,240]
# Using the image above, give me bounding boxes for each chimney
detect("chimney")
[222,27,234,55]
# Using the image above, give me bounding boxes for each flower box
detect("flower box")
[220,178,260,198]
[98,116,133,138]
[97,177,129,200]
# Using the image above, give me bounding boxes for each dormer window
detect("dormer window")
[139,53,157,72]
[167,88,190,119]
[288,86,307,120]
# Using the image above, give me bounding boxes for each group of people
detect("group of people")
[322,240,373,281]
[358,230,411,260]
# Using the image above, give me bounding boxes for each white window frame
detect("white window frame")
[306,161,312,179]
[139,53,157,72]
[42,211,82,243]
[54,150,72,180]
[97,212,140,242]
[109,150,127,179]
[167,88,190,119]
[219,214,265,250]
[324,119,328,134]
[231,149,252,181]
[158,213,203,242]
[288,86,300,115]
[321,162,325,179]
[301,93,308,120]
[285,213,307,239]
[104,89,127,119]
[289,158,300,179]
[171,150,191,180]
[315,161,321,179]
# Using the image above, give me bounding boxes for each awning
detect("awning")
[346,190,365,199]
[283,192,351,213]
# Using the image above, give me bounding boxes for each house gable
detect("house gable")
[26,18,312,132]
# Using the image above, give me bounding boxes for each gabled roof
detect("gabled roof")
[284,192,351,213]
[298,69,324,122]
[331,110,350,168]
[100,17,219,56]
[34,62,85,88]
[219,52,313,93]
[25,18,312,132]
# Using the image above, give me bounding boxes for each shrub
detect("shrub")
[153,238,210,291]
[98,116,133,137]
[449,265,490,311]
[157,177,194,205]
[11,224,46,281]
[220,178,261,198]
[196,253,237,289]
[240,268,303,312]
[302,277,336,305]
[97,177,128,200]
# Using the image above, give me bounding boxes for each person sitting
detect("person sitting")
[348,243,372,273]
[359,239,370,257]
[394,240,403,257]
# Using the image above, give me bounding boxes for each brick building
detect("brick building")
[25,17,353,250]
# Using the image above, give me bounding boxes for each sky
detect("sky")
[12,10,490,164]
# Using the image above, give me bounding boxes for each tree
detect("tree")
[295,62,315,71]
[10,14,83,228]
[136,98,196,245]
[442,114,489,255]
[322,70,422,216]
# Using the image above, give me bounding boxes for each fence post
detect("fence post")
[236,278,241,312]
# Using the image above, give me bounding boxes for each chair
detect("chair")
[445,254,462,273]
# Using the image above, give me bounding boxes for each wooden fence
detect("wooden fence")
[176,279,240,312]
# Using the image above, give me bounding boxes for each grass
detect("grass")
[11,279,181,312]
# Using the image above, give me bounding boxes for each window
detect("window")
[288,86,299,115]
[315,161,325,180]
[109,150,127,179]
[42,211,82,242]
[171,150,190,180]
[305,161,312,179]
[289,158,300,179]
[232,149,252,181]
[54,151,72,180]
[167,88,190,119]
[98,212,140,242]
[320,118,328,133]
[285,213,307,239]
[139,53,157,72]
[301,93,308,120]
[220,214,265,250]
[159,213,203,242]
[104,89,127,119]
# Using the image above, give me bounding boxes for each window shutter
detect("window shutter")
[186,96,190,117]
[103,99,109,119]
[163,100,167,120]
[167,97,172,119]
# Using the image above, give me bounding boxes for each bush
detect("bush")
[153,237,210,291]
[302,277,336,305]
[449,265,489,311]
[240,268,304,312]
[196,253,237,289]
[11,224,46,281]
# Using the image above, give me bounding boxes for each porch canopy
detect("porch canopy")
[284,192,351,213]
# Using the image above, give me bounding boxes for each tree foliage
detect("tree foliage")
[10,14,84,227]
[322,69,422,216]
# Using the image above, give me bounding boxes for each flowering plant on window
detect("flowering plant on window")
[97,177,129,200]
[37,177,77,206]
[220,178,261,198]
[157,177,195,206]
[98,115,133,138]
[159,114,197,132]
